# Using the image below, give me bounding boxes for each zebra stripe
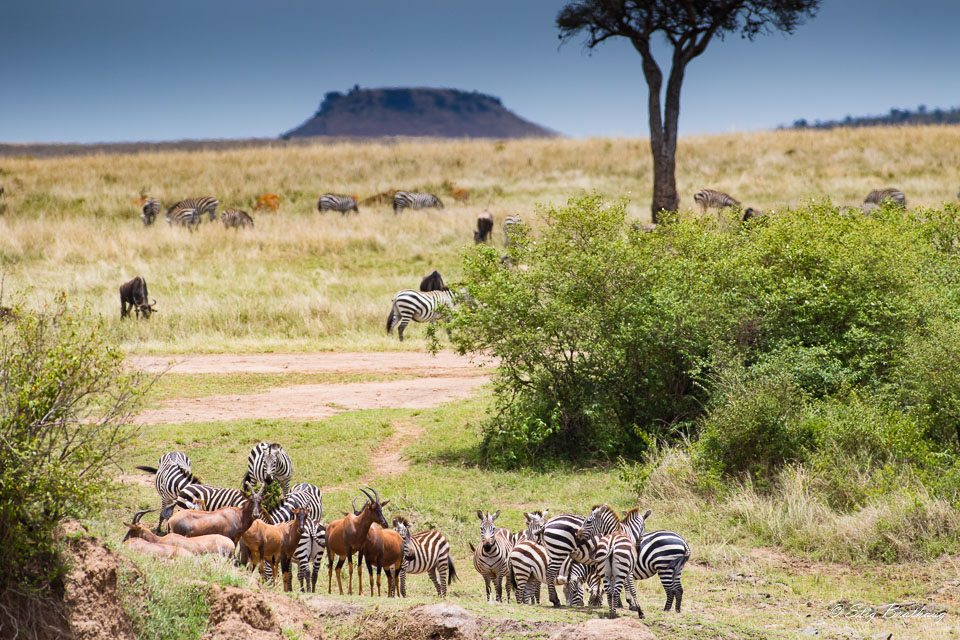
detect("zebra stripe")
[386,289,456,342]
[634,530,691,613]
[167,196,219,221]
[241,442,293,496]
[863,188,906,208]
[619,507,650,545]
[396,521,458,598]
[508,540,549,605]
[221,208,254,228]
[317,194,359,215]
[579,505,622,541]
[166,207,201,230]
[268,483,323,524]
[295,518,326,592]
[134,452,197,533]
[141,198,160,226]
[472,510,513,603]
[503,216,521,247]
[693,189,740,211]
[176,483,246,512]
[393,192,444,214]
[539,513,585,607]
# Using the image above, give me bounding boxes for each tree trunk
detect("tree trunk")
[650,138,678,223]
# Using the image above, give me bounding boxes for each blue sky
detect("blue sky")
[1,0,957,143]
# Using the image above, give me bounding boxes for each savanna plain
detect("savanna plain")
[3,128,960,640]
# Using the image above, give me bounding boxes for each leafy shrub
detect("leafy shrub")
[0,292,143,634]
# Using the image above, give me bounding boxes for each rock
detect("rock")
[303,595,363,619]
[549,617,657,640]
[408,603,479,640]
[203,585,280,639]
[799,626,820,636]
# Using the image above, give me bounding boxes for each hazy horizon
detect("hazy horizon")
[3,0,958,144]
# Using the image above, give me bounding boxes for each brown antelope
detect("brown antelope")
[123,536,194,558]
[325,487,389,595]
[168,484,264,544]
[255,193,280,212]
[123,509,235,556]
[357,522,404,597]
[240,507,307,590]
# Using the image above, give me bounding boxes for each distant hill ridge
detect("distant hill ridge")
[786,104,960,130]
[283,86,557,139]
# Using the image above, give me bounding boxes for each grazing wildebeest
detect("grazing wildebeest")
[120,276,157,319]
[864,188,906,209]
[419,270,446,292]
[475,212,494,244]
[742,208,766,221]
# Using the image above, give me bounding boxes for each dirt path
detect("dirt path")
[135,376,488,424]
[131,351,492,424]
[129,351,495,375]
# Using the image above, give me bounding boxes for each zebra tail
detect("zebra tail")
[508,564,518,591]
[669,546,691,583]
[386,299,399,335]
[447,557,459,584]
[135,465,158,474]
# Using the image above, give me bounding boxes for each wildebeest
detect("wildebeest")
[419,270,446,292]
[742,208,766,221]
[475,212,494,244]
[120,276,157,319]
[141,198,161,226]
[863,188,906,209]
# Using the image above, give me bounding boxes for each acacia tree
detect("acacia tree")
[557,0,819,222]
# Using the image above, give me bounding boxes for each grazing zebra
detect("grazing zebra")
[539,513,586,607]
[221,208,254,228]
[634,529,691,613]
[471,510,513,603]
[395,519,458,597]
[176,483,246,512]
[508,539,549,605]
[317,194,359,215]
[134,452,198,534]
[863,188,906,208]
[594,532,641,619]
[503,216,521,247]
[693,189,740,213]
[385,289,456,342]
[562,560,603,607]
[141,198,160,226]
[168,196,219,221]
[268,483,323,524]
[166,207,201,231]
[241,442,293,496]
[393,192,444,214]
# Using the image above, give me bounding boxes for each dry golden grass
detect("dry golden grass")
[1,126,959,352]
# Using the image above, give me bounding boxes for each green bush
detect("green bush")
[0,292,143,634]
[448,195,960,466]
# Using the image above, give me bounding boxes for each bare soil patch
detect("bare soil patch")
[129,351,495,376]
[368,420,426,478]
[135,376,488,424]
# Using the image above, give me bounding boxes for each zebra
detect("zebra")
[575,506,639,613]
[503,216,522,247]
[513,509,548,546]
[176,483,246,512]
[167,196,219,222]
[385,289,456,342]
[563,560,604,607]
[863,188,906,209]
[693,189,740,213]
[295,518,327,592]
[141,198,160,226]
[471,510,513,603]
[393,192,444,214]
[620,507,651,545]
[317,194,359,215]
[634,529,691,613]
[241,442,293,496]
[538,513,586,607]
[134,452,198,534]
[593,532,641,619]
[268,482,323,524]
[507,539,549,605]
[221,208,254,228]
[395,518,458,597]
[166,206,201,231]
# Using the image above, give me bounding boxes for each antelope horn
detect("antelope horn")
[359,487,375,504]
[352,496,362,514]
[365,485,380,503]
[132,508,156,524]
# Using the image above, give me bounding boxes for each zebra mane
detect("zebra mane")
[623,506,647,518]
[596,504,620,522]
[393,515,411,528]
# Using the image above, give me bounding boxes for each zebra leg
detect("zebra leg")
[439,559,449,598]
[397,317,410,342]
[311,559,320,593]
[546,559,563,607]
[483,575,492,602]
[399,567,407,598]
[428,567,442,596]
[627,578,643,618]
[658,569,674,611]
[298,562,307,592]
[494,572,503,603]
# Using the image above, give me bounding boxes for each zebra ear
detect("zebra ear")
[492,509,500,521]
[477,510,484,521]
[468,542,475,553]
[643,509,652,521]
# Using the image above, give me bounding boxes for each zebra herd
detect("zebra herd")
[139,195,254,230]
[693,186,909,221]
[472,506,690,619]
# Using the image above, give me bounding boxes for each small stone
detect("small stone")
[799,626,820,636]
